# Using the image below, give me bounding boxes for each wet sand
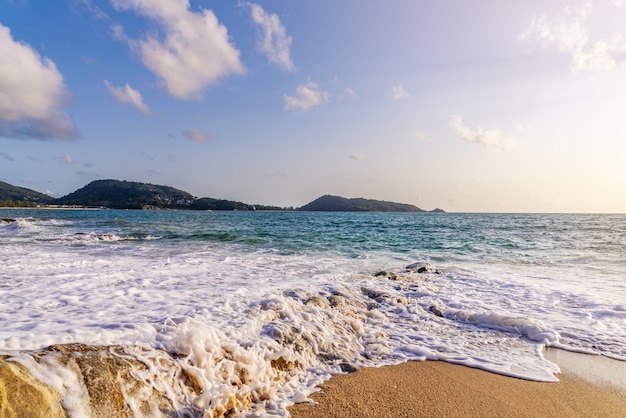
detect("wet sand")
[289,350,626,418]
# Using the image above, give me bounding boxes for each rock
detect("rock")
[1,218,16,223]
[305,296,330,308]
[36,344,183,418]
[429,306,445,317]
[374,271,398,280]
[405,262,429,272]
[405,262,443,275]
[327,294,366,310]
[1,344,206,418]
[0,357,66,418]
[271,356,298,372]
[339,363,359,373]
[361,287,386,301]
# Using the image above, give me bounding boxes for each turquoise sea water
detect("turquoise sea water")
[1,209,625,415]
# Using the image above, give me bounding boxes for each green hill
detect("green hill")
[190,197,253,211]
[189,197,282,211]
[0,181,54,206]
[1,179,445,212]
[299,195,443,212]
[54,180,196,209]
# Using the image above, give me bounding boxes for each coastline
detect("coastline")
[0,206,107,210]
[289,351,626,418]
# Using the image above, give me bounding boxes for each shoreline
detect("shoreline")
[0,206,107,210]
[544,348,626,391]
[289,350,626,418]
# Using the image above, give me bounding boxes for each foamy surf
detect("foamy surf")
[1,209,624,416]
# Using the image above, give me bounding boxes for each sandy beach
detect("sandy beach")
[289,350,626,418]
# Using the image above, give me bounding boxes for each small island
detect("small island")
[298,195,444,212]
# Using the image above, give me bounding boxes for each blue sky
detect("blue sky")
[1,0,626,212]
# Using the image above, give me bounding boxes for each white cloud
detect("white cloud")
[283,81,329,112]
[111,0,245,100]
[183,128,212,144]
[413,130,430,142]
[350,152,365,160]
[110,23,126,41]
[55,153,74,164]
[71,0,109,20]
[390,84,410,101]
[0,23,77,140]
[519,1,626,72]
[450,116,520,151]
[104,80,151,115]
[338,88,357,102]
[249,3,294,71]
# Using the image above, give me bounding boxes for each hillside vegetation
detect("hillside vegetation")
[298,195,442,212]
[0,181,53,207]
[190,197,282,211]
[54,180,196,209]
[1,180,444,212]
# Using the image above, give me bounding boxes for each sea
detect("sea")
[1,209,625,416]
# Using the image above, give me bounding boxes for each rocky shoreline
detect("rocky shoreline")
[1,344,220,418]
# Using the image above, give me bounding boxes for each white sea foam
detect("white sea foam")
[68,232,126,242]
[1,211,625,416]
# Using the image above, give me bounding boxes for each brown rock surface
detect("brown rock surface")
[1,344,197,418]
[38,344,186,417]
[0,357,66,418]
[1,342,270,417]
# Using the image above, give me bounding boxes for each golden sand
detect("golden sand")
[289,353,626,418]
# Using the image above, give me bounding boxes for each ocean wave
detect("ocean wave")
[71,232,127,242]
[2,210,625,416]
[445,309,561,345]
[0,218,33,232]
[60,232,163,243]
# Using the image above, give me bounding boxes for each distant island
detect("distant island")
[299,195,443,212]
[0,179,444,212]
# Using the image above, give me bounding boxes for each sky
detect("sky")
[1,0,626,213]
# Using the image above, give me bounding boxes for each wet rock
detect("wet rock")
[405,262,443,275]
[37,344,182,418]
[374,271,398,280]
[339,363,358,373]
[1,218,16,223]
[305,296,330,308]
[1,344,208,418]
[270,356,299,372]
[429,306,445,317]
[361,287,387,302]
[327,294,366,310]
[0,357,66,418]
